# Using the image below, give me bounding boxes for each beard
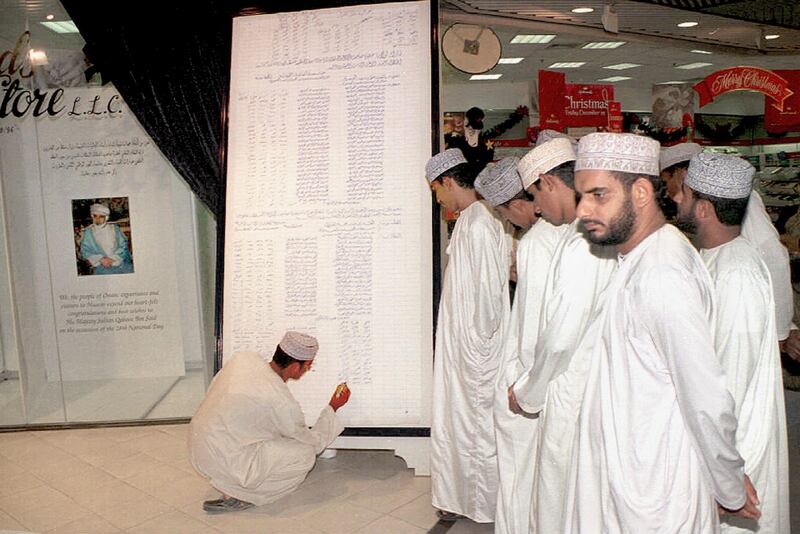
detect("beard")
[581,193,637,246]
[674,211,697,234]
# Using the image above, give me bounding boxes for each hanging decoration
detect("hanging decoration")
[693,66,794,111]
[693,114,757,143]
[622,112,688,144]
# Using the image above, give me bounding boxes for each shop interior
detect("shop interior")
[0,0,798,427]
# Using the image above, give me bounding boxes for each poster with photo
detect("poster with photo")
[72,197,134,276]
[0,85,188,381]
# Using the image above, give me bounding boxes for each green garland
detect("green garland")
[622,113,687,144]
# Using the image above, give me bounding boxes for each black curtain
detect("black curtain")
[60,1,404,219]
[61,0,235,218]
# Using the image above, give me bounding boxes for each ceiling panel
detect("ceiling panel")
[440,0,800,91]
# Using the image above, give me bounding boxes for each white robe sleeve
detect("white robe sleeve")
[269,401,344,455]
[513,241,609,413]
[713,269,768,414]
[640,266,746,510]
[466,219,507,344]
[742,191,793,339]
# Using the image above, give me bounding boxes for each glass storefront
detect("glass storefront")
[0,6,217,426]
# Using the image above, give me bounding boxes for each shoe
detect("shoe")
[436,509,462,522]
[203,496,254,513]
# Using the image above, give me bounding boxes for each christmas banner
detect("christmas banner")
[607,101,623,132]
[538,70,566,130]
[693,66,794,111]
[563,83,614,128]
[764,70,800,133]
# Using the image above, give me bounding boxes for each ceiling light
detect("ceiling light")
[39,20,79,34]
[675,62,713,70]
[691,49,712,54]
[598,76,632,82]
[549,62,586,68]
[571,7,594,13]
[677,21,699,28]
[765,34,780,40]
[28,49,48,66]
[603,63,641,70]
[498,57,524,64]
[45,14,54,20]
[657,80,690,85]
[582,41,626,49]
[511,34,556,44]
[470,74,503,80]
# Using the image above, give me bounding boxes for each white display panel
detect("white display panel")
[0,86,201,383]
[225,1,433,427]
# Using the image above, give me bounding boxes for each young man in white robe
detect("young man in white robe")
[474,154,559,534]
[661,143,798,359]
[674,152,790,533]
[426,148,510,523]
[565,132,760,533]
[189,331,350,512]
[506,136,616,534]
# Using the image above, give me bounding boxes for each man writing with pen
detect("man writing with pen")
[189,331,351,512]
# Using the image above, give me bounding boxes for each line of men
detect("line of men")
[425,132,790,533]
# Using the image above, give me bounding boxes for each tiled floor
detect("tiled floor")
[0,424,492,533]
[1,390,798,533]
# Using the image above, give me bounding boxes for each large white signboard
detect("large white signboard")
[225,1,433,427]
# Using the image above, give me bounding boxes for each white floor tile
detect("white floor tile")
[70,480,173,530]
[346,471,430,514]
[389,492,439,530]
[354,514,426,533]
[124,510,220,534]
[45,512,122,533]
[304,501,382,534]
[0,472,45,498]
[0,508,26,531]
[9,497,92,533]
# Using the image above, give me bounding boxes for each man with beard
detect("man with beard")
[445,106,528,172]
[425,148,510,523]
[564,133,759,533]
[79,203,133,275]
[674,152,789,534]
[506,135,616,534]
[661,143,798,361]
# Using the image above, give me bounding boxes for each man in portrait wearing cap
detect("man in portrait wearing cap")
[189,332,350,512]
[565,133,759,533]
[506,135,615,534]
[674,153,789,534]
[79,202,133,275]
[662,144,798,362]
[425,148,510,523]
[474,156,554,534]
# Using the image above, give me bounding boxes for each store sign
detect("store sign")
[538,70,615,130]
[764,70,800,133]
[607,101,623,132]
[538,70,566,130]
[563,84,614,127]
[0,31,122,119]
[693,66,794,111]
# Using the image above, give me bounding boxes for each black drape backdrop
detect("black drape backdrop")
[61,0,234,218]
[60,1,406,219]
